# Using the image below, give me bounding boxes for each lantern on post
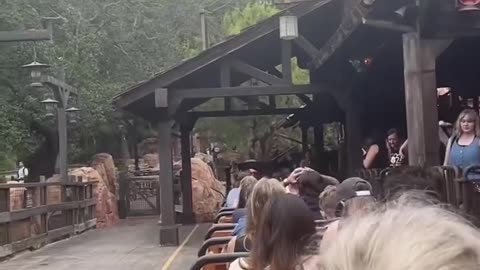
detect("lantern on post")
[21,43,50,88]
[21,61,50,88]
[66,107,81,124]
[41,96,59,117]
[279,15,298,40]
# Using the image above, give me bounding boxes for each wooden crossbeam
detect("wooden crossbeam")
[228,59,288,86]
[0,30,51,42]
[307,3,373,70]
[190,108,303,118]
[362,18,415,33]
[294,35,321,62]
[41,75,76,93]
[172,84,329,100]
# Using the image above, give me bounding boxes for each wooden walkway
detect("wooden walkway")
[0,218,209,270]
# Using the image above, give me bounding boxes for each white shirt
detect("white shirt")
[18,166,28,179]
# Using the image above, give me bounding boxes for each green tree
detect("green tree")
[194,1,309,160]
[0,0,252,171]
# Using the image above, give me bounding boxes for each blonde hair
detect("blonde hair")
[342,196,377,217]
[246,178,285,238]
[319,185,337,219]
[318,196,480,270]
[454,108,480,137]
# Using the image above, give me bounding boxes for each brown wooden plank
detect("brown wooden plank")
[1,199,96,223]
[0,30,51,42]
[293,35,321,62]
[228,59,288,86]
[47,226,74,241]
[402,33,451,166]
[173,84,333,100]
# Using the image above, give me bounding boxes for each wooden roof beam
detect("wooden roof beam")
[307,2,374,70]
[362,18,415,33]
[227,59,288,86]
[190,107,303,118]
[172,84,330,101]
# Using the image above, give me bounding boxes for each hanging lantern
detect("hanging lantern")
[66,107,81,124]
[279,15,298,40]
[41,97,59,117]
[21,61,50,88]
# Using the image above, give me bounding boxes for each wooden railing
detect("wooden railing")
[355,165,480,225]
[0,182,97,258]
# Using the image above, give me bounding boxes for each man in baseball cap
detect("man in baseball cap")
[336,177,374,203]
[322,177,376,248]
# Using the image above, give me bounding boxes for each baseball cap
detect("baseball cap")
[336,177,373,202]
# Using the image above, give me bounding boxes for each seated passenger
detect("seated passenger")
[228,178,285,249]
[232,176,257,223]
[319,185,337,220]
[317,193,480,270]
[284,168,339,219]
[225,171,250,208]
[229,194,319,270]
[322,177,376,248]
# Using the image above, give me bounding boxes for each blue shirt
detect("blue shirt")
[449,137,480,180]
[232,208,247,223]
[233,216,247,236]
[225,188,240,208]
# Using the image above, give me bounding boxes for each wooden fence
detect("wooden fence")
[0,181,97,258]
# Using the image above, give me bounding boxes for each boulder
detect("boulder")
[70,166,119,228]
[190,158,225,222]
[91,153,117,194]
[143,154,158,168]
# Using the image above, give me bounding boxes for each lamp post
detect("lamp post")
[22,52,80,182]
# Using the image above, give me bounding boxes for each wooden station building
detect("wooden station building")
[113,0,480,245]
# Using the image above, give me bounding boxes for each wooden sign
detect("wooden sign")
[457,0,480,11]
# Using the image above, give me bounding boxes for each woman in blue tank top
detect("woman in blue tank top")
[444,109,480,180]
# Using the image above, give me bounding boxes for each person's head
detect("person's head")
[298,170,339,198]
[386,128,400,149]
[382,167,442,201]
[454,109,480,137]
[251,194,316,270]
[319,185,337,220]
[318,198,480,270]
[19,161,24,167]
[246,178,285,237]
[234,170,251,188]
[335,177,376,217]
[237,176,257,209]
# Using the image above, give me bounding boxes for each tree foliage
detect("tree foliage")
[0,0,251,170]
[194,2,309,160]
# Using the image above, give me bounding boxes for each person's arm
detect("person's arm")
[399,140,408,157]
[363,144,379,169]
[443,137,454,166]
[224,236,237,253]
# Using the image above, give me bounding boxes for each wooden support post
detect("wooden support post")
[313,124,325,173]
[301,125,309,154]
[402,33,451,166]
[220,61,232,111]
[157,119,179,246]
[268,95,276,108]
[180,125,194,224]
[281,40,292,83]
[345,94,363,173]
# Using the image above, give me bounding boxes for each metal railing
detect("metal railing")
[0,181,97,258]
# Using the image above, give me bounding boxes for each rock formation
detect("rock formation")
[190,158,225,222]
